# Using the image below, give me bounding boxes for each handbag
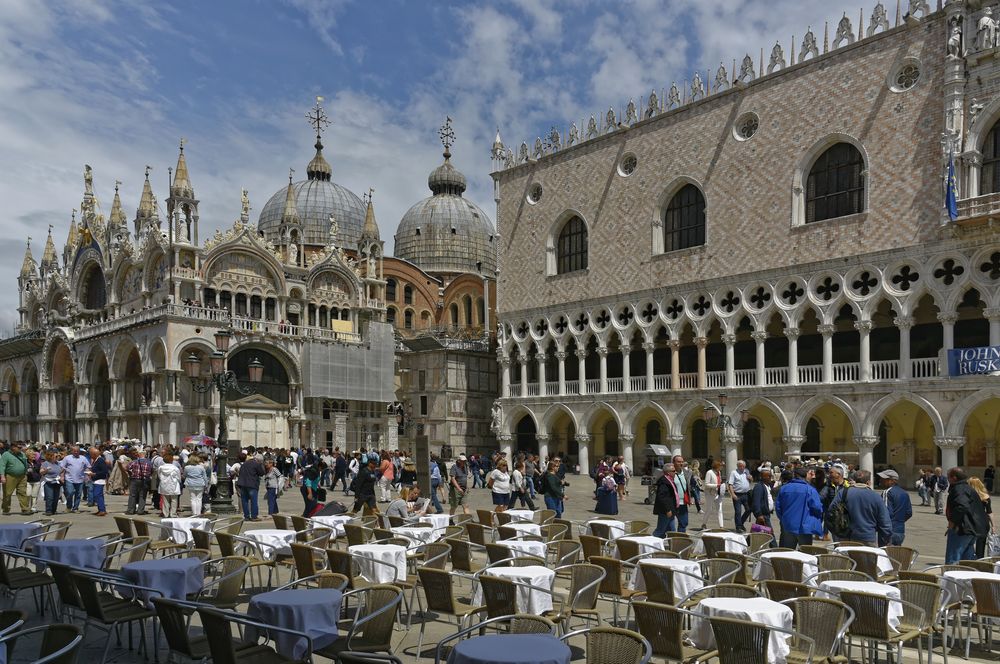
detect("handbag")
[316,487,327,502]
[988,532,1000,557]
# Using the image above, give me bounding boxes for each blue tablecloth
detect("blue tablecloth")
[448,634,570,664]
[247,588,343,658]
[122,558,204,604]
[0,523,39,549]
[33,539,105,569]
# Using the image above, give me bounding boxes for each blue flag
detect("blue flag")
[945,151,959,221]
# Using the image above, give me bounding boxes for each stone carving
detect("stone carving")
[625,98,638,125]
[737,54,755,84]
[548,126,561,151]
[533,137,544,159]
[645,90,658,118]
[605,107,617,133]
[714,63,729,92]
[84,165,94,196]
[800,27,819,62]
[503,146,514,168]
[288,242,298,265]
[979,7,998,51]
[907,0,929,19]
[768,41,786,73]
[490,399,502,434]
[948,21,963,58]
[241,188,250,220]
[568,122,579,146]
[867,2,889,37]
[690,73,704,100]
[587,115,599,139]
[970,98,985,126]
[833,13,855,48]
[518,141,528,164]
[667,83,681,109]
[328,213,339,247]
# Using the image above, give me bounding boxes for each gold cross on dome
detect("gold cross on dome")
[439,116,455,153]
[306,97,331,137]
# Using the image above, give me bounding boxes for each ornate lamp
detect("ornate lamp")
[248,357,264,384]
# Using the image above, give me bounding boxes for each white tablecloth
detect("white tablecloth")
[754,551,819,582]
[616,535,665,557]
[348,544,407,583]
[586,519,626,539]
[817,581,901,630]
[161,517,210,545]
[392,526,441,545]
[501,539,547,560]
[632,557,703,599]
[311,515,353,538]
[505,522,541,537]
[506,510,534,523]
[690,597,793,664]
[941,571,1000,603]
[419,514,452,530]
[835,546,894,574]
[697,532,748,555]
[243,529,296,559]
[473,565,555,613]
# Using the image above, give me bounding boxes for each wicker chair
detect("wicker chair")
[798,544,830,556]
[496,526,520,541]
[816,553,855,572]
[781,596,853,663]
[632,602,712,663]
[476,509,495,527]
[290,542,327,580]
[101,536,151,571]
[0,550,56,614]
[451,513,474,527]
[715,551,753,586]
[476,575,521,620]
[315,585,403,659]
[700,558,741,585]
[325,549,370,591]
[709,614,812,664]
[344,524,373,547]
[485,542,517,565]
[414,567,484,655]
[679,583,762,608]
[112,516,135,539]
[969,578,1000,658]
[844,548,898,581]
[559,626,651,664]
[664,534,696,559]
[151,597,263,664]
[386,515,407,528]
[214,531,276,591]
[635,562,702,606]
[541,523,569,542]
[198,605,311,664]
[70,571,157,664]
[494,512,513,526]
[768,556,805,582]
[553,518,577,539]
[588,521,614,539]
[580,534,609,561]
[625,520,651,535]
[466,522,494,546]
[959,559,997,573]
[615,537,644,562]
[891,579,951,664]
[534,509,557,525]
[419,542,452,570]
[762,580,813,603]
[590,556,640,626]
[804,569,873,586]
[129,519,187,558]
[447,539,483,576]
[747,532,773,553]
[0,623,83,664]
[372,528,393,542]
[432,614,557,664]
[188,556,250,609]
[839,590,926,663]
[549,540,582,568]
[884,546,918,572]
[189,528,215,554]
[544,563,606,632]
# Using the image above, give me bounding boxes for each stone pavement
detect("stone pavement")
[0,476,992,662]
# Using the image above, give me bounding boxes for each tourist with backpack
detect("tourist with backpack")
[775,466,824,548]
[827,469,891,547]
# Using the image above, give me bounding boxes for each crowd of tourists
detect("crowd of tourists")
[651,453,997,563]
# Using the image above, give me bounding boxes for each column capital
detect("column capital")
[750,331,768,342]
[818,324,836,336]
[722,334,737,346]
[853,435,879,451]
[784,327,800,340]
[555,351,567,361]
[893,316,915,330]
[933,436,966,449]
[694,337,708,349]
[984,307,1000,320]
[722,435,741,449]
[498,355,511,366]
[596,347,608,358]
[576,433,592,444]
[937,312,958,325]
[535,433,550,442]
[665,435,684,445]
[497,433,513,443]
[642,342,656,353]
[618,434,635,443]
[667,340,681,350]
[782,435,806,449]
[575,349,588,359]
[517,354,528,363]
[536,353,547,362]
[901,438,916,449]
[853,320,873,333]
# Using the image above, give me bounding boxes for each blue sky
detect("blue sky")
[0,0,867,331]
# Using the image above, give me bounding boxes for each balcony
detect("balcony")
[73,304,229,340]
[955,192,1000,226]
[503,357,943,398]
[231,316,362,344]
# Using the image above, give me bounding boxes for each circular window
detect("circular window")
[527,182,543,205]
[617,153,637,177]
[733,112,759,141]
[890,60,920,92]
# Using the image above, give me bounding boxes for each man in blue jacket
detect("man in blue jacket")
[830,469,892,547]
[877,469,912,545]
[775,467,824,548]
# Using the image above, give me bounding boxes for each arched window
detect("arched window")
[556,217,588,274]
[403,285,413,305]
[404,310,413,329]
[386,307,396,324]
[806,143,865,223]
[386,279,397,301]
[691,419,708,460]
[450,303,459,326]
[981,121,1000,195]
[663,184,706,252]
[464,296,473,325]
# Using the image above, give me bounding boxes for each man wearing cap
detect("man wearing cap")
[878,469,912,545]
[449,454,470,515]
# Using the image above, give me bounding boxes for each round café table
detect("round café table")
[161,517,210,545]
[248,588,344,659]
[242,529,296,560]
[835,546,895,575]
[121,558,204,605]
[754,551,819,582]
[500,539,546,560]
[348,544,407,583]
[504,522,541,537]
[940,570,1000,603]
[0,523,40,549]
[419,514,452,529]
[697,531,749,555]
[631,557,703,598]
[586,519,626,539]
[33,539,106,569]
[392,526,441,545]
[472,565,555,613]
[616,535,664,557]
[690,597,793,664]
[311,515,353,538]
[817,580,902,630]
[447,634,570,664]
[505,510,534,523]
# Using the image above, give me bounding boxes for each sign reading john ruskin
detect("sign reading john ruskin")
[948,346,1000,377]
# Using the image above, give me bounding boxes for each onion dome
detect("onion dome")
[19,240,36,279]
[393,118,495,274]
[170,140,194,198]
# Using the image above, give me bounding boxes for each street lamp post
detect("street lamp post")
[184,329,263,514]
[702,393,749,473]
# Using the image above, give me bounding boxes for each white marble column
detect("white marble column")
[622,343,631,393]
[620,434,635,473]
[695,337,707,389]
[643,342,655,390]
[666,434,684,458]
[518,354,528,398]
[723,334,736,388]
[537,353,547,396]
[536,433,550,463]
[782,435,805,461]
[934,436,965,472]
[819,324,835,383]
[576,433,591,475]
[938,313,957,351]
[723,435,740,476]
[856,320,872,382]
[785,328,800,386]
[498,433,512,460]
[854,435,878,475]
[752,330,767,386]
[986,308,1000,346]
[597,347,608,394]
[168,419,178,447]
[669,340,680,390]
[500,355,511,398]
[556,351,567,396]
[577,349,587,395]
[895,316,913,380]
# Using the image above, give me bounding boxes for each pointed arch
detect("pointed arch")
[731,396,790,434]
[862,391,944,438]
[625,399,671,438]
[541,402,579,435]
[582,402,622,432]
[790,394,861,437]
[946,386,1000,437]
[502,403,539,436]
[670,396,716,438]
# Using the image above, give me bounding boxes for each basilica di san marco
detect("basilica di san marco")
[0,103,498,453]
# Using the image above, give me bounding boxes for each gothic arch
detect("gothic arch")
[541,402,579,435]
[731,396,790,434]
[790,394,861,437]
[545,209,590,276]
[946,387,1000,437]
[171,338,218,371]
[670,396,717,438]
[228,339,301,385]
[791,132,870,226]
[653,176,708,255]
[625,399,671,438]
[110,338,142,380]
[862,391,944,438]
[583,402,622,433]
[965,96,1000,158]
[502,403,539,436]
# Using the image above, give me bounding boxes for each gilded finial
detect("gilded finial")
[306,97,330,138]
[439,116,456,159]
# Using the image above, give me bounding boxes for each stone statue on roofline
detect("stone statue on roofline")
[979,7,997,52]
[568,122,579,146]
[605,107,617,133]
[714,63,729,92]
[667,82,681,108]
[646,90,658,118]
[768,41,786,73]
[691,73,704,100]
[947,21,962,59]
[587,115,598,139]
[518,141,528,164]
[625,98,638,125]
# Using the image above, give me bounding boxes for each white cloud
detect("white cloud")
[282,0,351,55]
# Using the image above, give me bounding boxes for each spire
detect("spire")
[171,138,194,198]
[41,225,58,271]
[281,168,300,225]
[305,97,332,182]
[19,239,36,279]
[137,166,155,218]
[360,188,380,242]
[109,181,126,228]
[428,116,466,196]
[65,209,78,249]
